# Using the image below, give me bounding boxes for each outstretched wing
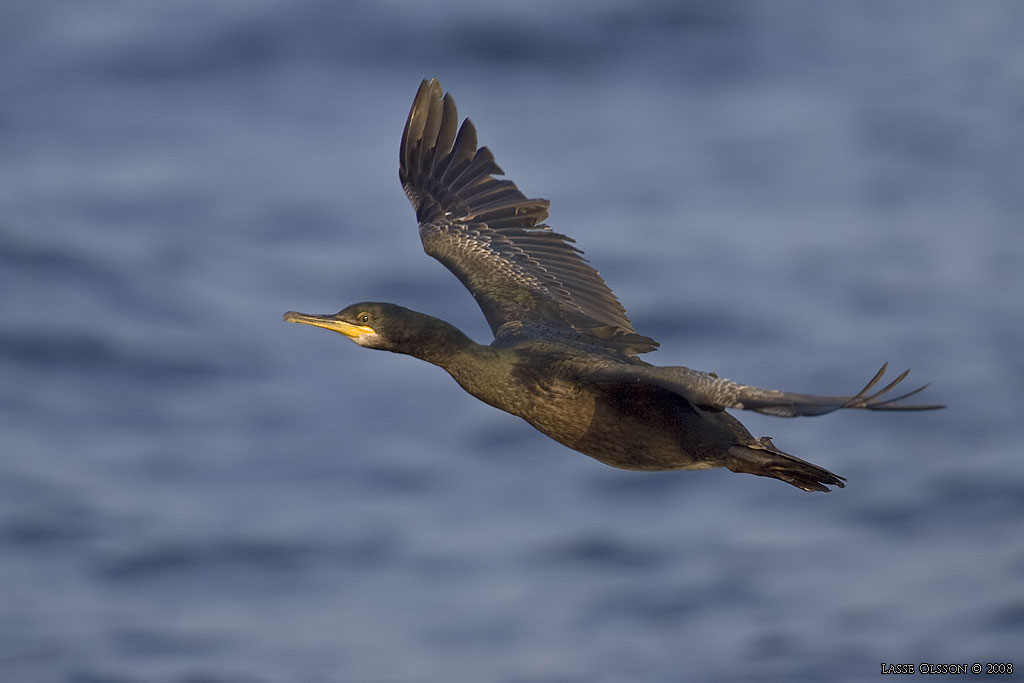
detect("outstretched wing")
[399,78,657,355]
[578,361,945,417]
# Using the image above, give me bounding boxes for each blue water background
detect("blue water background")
[2,1,1023,681]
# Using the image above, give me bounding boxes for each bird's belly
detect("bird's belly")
[510,383,730,471]
[452,361,741,471]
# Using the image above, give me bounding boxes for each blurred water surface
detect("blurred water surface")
[2,1,1023,681]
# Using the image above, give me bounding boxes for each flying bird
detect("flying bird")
[284,78,943,492]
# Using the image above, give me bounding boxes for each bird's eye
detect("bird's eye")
[358,312,370,324]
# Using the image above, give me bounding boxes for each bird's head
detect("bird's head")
[283,302,404,351]
[284,302,470,359]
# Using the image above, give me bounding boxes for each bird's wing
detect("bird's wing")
[577,361,945,417]
[399,78,658,355]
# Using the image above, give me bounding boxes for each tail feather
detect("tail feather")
[726,437,845,493]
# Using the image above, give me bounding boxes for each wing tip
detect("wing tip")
[401,77,552,229]
[849,364,945,411]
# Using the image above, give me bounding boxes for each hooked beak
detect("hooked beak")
[283,311,376,340]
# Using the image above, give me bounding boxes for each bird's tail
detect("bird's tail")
[725,437,845,493]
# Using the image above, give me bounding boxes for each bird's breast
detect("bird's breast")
[506,379,599,447]
[450,361,598,446]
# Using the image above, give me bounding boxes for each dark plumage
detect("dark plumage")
[284,78,944,492]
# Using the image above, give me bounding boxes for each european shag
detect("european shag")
[284,78,943,492]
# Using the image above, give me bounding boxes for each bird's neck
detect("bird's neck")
[419,328,506,408]
[405,317,487,370]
